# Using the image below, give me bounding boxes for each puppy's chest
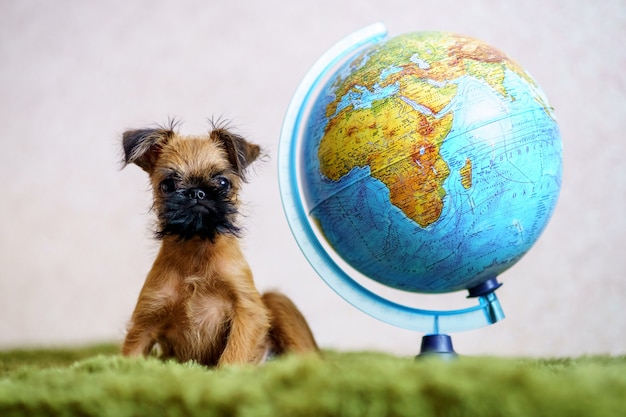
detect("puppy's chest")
[160,276,234,335]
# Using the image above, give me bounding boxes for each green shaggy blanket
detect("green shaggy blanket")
[0,344,624,417]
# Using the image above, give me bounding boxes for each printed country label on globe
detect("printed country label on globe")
[300,31,562,293]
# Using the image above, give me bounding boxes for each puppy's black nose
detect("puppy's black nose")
[185,188,206,200]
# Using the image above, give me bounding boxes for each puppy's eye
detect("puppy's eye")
[214,176,231,192]
[160,178,177,193]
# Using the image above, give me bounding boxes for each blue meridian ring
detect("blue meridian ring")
[277,23,504,334]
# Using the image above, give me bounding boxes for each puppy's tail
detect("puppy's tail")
[262,291,319,355]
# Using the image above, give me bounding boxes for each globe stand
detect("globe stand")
[415,278,502,358]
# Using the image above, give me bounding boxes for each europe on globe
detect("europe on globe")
[297,29,562,295]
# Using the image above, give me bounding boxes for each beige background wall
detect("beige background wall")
[0,0,624,357]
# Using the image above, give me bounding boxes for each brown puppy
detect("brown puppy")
[120,120,318,367]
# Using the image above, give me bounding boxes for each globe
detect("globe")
[279,24,562,338]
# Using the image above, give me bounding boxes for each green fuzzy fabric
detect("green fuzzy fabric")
[0,345,624,416]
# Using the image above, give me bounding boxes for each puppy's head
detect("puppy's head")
[122,120,260,242]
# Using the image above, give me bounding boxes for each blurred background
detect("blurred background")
[0,0,624,357]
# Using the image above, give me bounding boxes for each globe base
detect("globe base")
[417,334,457,359]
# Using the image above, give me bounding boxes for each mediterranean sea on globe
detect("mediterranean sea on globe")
[300,31,562,294]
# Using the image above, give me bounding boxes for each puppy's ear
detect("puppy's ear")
[210,128,261,179]
[122,127,175,173]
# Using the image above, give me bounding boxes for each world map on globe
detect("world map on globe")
[300,31,562,294]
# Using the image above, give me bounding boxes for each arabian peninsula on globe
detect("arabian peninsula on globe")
[300,31,562,294]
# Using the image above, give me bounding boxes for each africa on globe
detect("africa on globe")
[296,29,562,295]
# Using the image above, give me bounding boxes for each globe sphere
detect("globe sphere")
[298,30,562,294]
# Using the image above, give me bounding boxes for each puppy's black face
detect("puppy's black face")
[122,121,261,243]
[155,172,240,242]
